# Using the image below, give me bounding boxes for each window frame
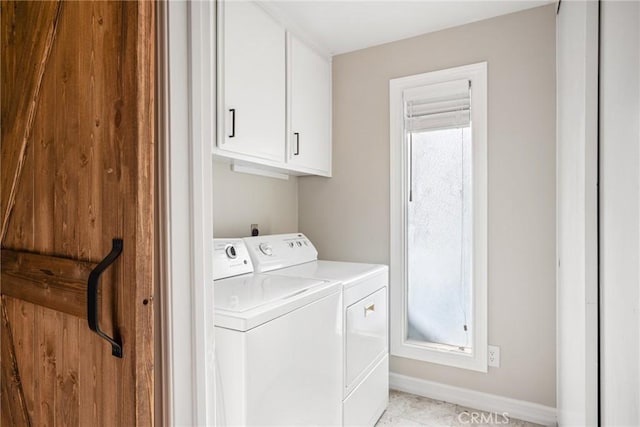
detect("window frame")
[389,62,488,372]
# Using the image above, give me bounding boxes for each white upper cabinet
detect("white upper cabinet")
[216,1,286,163]
[287,34,332,176]
[215,1,332,177]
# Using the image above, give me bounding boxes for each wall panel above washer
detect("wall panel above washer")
[213,160,299,238]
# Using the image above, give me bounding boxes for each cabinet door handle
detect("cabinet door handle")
[294,132,300,156]
[88,238,124,358]
[229,109,236,138]
[364,303,375,317]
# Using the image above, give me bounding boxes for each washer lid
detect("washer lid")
[214,273,340,331]
[266,260,388,287]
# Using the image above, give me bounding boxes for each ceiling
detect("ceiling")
[263,0,553,56]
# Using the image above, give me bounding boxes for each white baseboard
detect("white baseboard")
[389,373,557,427]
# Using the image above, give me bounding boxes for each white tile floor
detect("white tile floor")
[375,390,544,427]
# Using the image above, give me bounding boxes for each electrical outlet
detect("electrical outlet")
[488,345,500,368]
[250,224,259,236]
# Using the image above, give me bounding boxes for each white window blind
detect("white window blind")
[404,79,471,132]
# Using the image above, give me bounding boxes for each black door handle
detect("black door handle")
[294,132,300,155]
[87,238,123,358]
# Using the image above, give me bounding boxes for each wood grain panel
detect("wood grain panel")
[1,0,155,425]
[1,299,30,426]
[9,298,37,424]
[78,325,100,426]
[52,0,80,260]
[58,313,80,426]
[0,0,62,242]
[7,297,88,427]
[119,28,138,423]
[1,249,97,319]
[91,4,126,424]
[31,3,57,255]
[2,146,35,250]
[134,2,157,422]
[77,0,99,262]
[37,306,58,424]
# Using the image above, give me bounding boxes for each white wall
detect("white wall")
[161,1,216,425]
[600,1,640,425]
[299,5,557,407]
[556,1,599,425]
[212,159,299,237]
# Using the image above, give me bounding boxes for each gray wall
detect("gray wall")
[212,160,299,237]
[298,5,557,406]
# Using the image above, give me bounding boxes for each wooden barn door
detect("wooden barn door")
[1,1,155,425]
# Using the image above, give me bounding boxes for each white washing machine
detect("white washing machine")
[243,233,389,427]
[213,238,343,426]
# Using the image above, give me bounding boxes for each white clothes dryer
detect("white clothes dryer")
[243,233,389,427]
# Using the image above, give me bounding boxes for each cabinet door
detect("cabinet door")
[218,2,285,163]
[288,35,332,176]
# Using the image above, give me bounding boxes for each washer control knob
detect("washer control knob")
[259,243,273,256]
[296,241,302,247]
[288,242,294,248]
[225,245,237,259]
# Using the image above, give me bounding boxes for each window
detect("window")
[390,63,487,371]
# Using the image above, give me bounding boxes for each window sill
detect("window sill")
[391,339,487,373]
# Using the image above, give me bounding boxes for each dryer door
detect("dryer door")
[345,287,388,391]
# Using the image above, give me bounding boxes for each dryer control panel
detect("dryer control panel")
[243,233,318,272]
[213,239,254,280]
